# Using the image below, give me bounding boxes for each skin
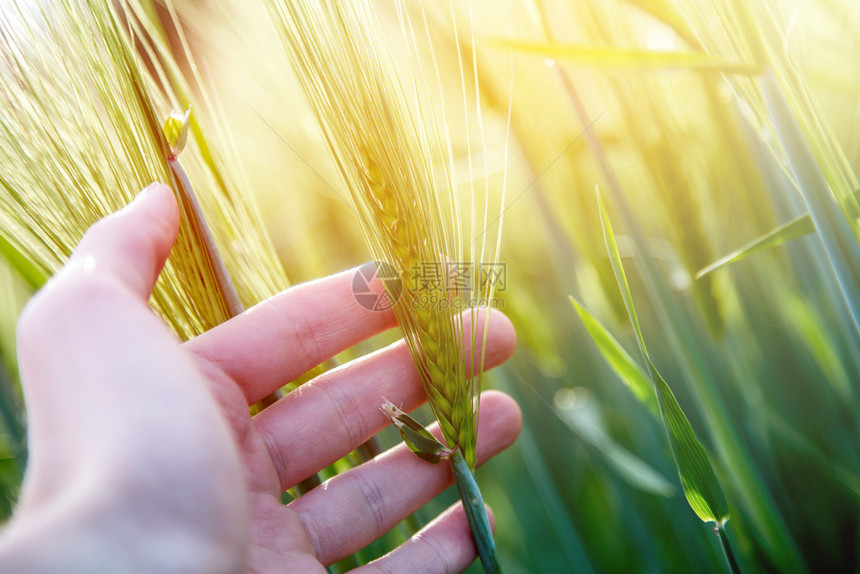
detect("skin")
[0,183,521,573]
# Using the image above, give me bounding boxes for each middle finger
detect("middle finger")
[252,309,516,491]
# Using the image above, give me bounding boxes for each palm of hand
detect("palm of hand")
[5,185,519,573]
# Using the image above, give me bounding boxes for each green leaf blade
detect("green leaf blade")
[762,73,860,337]
[489,39,762,75]
[653,363,730,523]
[696,214,815,279]
[597,188,730,525]
[570,297,659,416]
[597,191,650,363]
[554,393,674,497]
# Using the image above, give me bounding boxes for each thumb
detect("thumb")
[69,182,179,300]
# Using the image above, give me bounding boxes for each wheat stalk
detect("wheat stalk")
[270,0,511,570]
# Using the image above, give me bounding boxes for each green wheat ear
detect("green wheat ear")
[0,0,290,340]
[269,0,507,469]
[270,0,510,570]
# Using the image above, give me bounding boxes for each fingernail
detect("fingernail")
[123,183,163,213]
[139,181,162,198]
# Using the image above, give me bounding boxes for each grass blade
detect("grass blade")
[764,407,860,500]
[651,364,729,523]
[762,72,860,337]
[570,297,658,416]
[597,189,730,524]
[695,214,814,279]
[554,389,674,497]
[490,39,761,75]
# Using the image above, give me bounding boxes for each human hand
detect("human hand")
[0,183,521,573]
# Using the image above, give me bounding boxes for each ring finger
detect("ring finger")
[288,390,521,566]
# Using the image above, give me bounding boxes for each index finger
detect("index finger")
[185,267,397,404]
